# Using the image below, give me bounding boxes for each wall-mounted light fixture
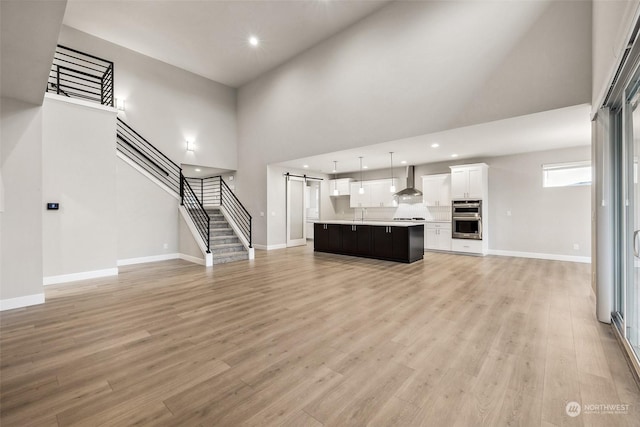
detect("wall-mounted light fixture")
[115,98,126,111]
[359,157,365,194]
[186,140,195,152]
[333,161,339,196]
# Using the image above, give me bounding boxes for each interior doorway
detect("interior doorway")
[286,175,306,247]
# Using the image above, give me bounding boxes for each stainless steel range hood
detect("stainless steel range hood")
[394,165,423,198]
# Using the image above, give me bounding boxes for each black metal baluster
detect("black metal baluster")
[180,172,184,205]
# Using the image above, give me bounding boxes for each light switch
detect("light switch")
[260,212,264,217]
[506,210,511,216]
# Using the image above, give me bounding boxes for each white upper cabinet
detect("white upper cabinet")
[369,179,398,207]
[449,163,488,200]
[350,182,370,207]
[350,179,398,208]
[329,178,353,196]
[422,174,451,206]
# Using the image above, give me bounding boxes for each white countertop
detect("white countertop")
[314,220,425,227]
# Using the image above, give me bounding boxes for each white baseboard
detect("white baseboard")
[117,253,179,266]
[43,267,119,286]
[0,293,45,311]
[179,253,206,266]
[489,249,591,264]
[253,244,287,251]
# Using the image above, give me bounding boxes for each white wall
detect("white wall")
[179,213,204,263]
[116,158,179,261]
[58,25,238,172]
[42,96,118,278]
[0,98,44,308]
[330,146,592,259]
[237,0,592,247]
[485,148,591,258]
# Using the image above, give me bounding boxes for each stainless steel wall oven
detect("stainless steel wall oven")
[452,200,482,240]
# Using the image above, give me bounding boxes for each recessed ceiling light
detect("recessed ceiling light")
[451,154,459,158]
[195,168,201,172]
[401,160,407,164]
[249,35,259,47]
[303,164,309,168]
[363,165,368,169]
[431,143,440,148]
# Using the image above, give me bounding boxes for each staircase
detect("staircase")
[207,209,249,264]
[47,44,253,266]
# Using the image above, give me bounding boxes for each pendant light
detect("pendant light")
[389,152,396,193]
[358,157,365,194]
[332,161,339,196]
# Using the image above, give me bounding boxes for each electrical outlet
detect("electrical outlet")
[260,211,264,217]
[573,243,580,250]
[506,210,512,216]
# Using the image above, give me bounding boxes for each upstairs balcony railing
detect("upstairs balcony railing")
[47,45,114,107]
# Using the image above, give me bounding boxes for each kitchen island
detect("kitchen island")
[314,221,424,263]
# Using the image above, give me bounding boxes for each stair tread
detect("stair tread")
[213,250,248,257]
[210,228,233,232]
[211,243,244,249]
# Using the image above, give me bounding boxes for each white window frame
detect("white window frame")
[542,160,592,188]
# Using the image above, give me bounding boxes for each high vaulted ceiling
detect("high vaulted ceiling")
[62,0,392,88]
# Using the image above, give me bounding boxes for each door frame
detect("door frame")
[286,175,307,247]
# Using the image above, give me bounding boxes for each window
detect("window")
[542,161,591,187]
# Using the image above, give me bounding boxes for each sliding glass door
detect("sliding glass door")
[618,64,640,361]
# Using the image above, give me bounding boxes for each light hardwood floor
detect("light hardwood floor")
[1,247,639,426]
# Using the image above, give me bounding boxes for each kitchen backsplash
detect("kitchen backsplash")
[393,203,428,219]
[329,197,451,222]
[424,205,451,221]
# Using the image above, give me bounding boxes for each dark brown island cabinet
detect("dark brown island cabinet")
[314,222,424,263]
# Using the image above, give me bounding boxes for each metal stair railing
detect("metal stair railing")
[186,176,251,248]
